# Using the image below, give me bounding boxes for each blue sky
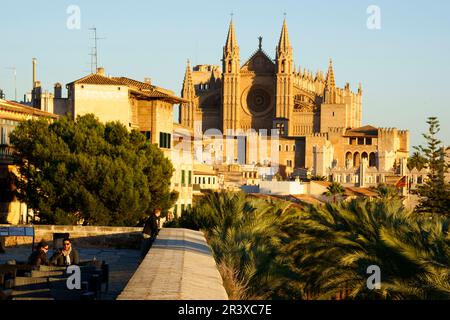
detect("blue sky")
[0,0,449,149]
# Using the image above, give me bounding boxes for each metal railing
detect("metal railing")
[0,145,15,164]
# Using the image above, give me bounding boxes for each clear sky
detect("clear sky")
[0,0,449,149]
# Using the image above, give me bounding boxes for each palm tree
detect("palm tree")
[324,182,345,203]
[407,151,427,171]
[375,183,401,200]
[197,191,303,299]
[287,197,450,299]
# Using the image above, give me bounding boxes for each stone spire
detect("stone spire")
[326,58,336,88]
[225,19,238,53]
[277,18,292,54]
[182,59,195,99]
[324,59,338,104]
[181,59,196,129]
[223,18,240,74]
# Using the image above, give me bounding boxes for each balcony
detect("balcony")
[0,145,15,164]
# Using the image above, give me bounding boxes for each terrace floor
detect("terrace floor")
[0,246,141,300]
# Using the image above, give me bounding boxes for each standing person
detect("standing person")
[141,208,161,257]
[0,237,5,254]
[50,238,79,266]
[28,240,50,267]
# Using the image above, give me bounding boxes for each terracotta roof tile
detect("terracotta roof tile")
[0,99,58,119]
[345,125,378,137]
[68,73,123,86]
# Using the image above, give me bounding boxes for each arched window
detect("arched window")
[353,152,360,167]
[279,145,282,152]
[292,145,296,152]
[369,152,377,167]
[346,152,352,167]
[285,145,289,152]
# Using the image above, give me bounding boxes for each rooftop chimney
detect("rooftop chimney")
[32,58,37,89]
[97,67,105,75]
[144,77,152,85]
[54,83,62,99]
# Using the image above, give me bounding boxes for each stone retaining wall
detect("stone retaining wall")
[0,224,143,249]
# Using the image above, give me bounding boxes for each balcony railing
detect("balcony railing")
[0,144,15,164]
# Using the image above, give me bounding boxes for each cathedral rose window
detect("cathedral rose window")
[247,88,271,114]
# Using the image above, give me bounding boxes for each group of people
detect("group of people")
[23,208,160,265]
[28,238,79,267]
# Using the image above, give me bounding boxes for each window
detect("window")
[285,145,289,152]
[173,205,178,217]
[293,145,296,152]
[181,204,185,213]
[188,171,192,185]
[188,204,192,210]
[332,112,335,117]
[287,160,292,167]
[208,177,211,185]
[366,138,372,145]
[181,170,185,185]
[141,131,151,140]
[159,132,171,148]
[203,177,206,184]
[279,145,282,152]
[213,178,215,184]
[0,127,6,145]
[358,138,364,145]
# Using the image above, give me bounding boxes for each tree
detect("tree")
[414,117,450,216]
[10,114,177,226]
[407,151,427,171]
[324,182,345,203]
[310,175,327,181]
[375,183,401,201]
[289,198,450,300]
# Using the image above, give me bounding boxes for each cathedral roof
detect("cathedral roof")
[345,125,378,137]
[241,49,275,72]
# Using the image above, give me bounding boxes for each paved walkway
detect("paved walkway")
[0,246,141,300]
[117,228,228,300]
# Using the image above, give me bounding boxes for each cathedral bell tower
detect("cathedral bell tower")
[222,19,241,133]
[275,18,294,136]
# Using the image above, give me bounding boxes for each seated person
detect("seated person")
[50,238,79,266]
[28,240,50,267]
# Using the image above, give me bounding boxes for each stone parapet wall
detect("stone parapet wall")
[118,228,228,300]
[0,224,143,249]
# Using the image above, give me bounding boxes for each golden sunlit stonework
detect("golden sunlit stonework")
[180,19,410,185]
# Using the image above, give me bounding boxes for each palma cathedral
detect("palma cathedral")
[180,19,409,185]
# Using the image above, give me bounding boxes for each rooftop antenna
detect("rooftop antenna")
[5,66,17,101]
[88,27,105,73]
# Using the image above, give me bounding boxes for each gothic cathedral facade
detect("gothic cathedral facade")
[180,19,409,183]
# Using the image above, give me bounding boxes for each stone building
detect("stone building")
[179,19,409,185]
[0,99,58,224]
[41,69,194,217]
